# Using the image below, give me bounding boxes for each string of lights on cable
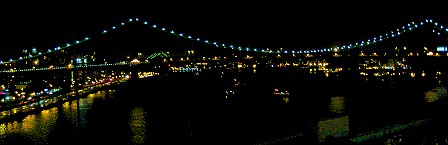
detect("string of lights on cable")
[1,18,446,65]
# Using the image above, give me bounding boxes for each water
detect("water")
[0,68,446,144]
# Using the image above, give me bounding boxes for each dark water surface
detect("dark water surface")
[0,69,446,145]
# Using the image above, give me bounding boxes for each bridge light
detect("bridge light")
[161,28,165,31]
[435,22,438,26]
[204,40,208,43]
[112,26,116,29]
[196,38,200,41]
[179,33,183,36]
[170,30,174,34]
[144,22,147,24]
[213,42,217,45]
[103,30,107,33]
[85,37,89,40]
[121,22,125,25]
[152,25,157,28]
[188,36,191,39]
[135,18,139,21]
[129,18,133,22]
[76,40,80,44]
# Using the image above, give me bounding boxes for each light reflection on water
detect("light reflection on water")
[0,90,111,144]
[329,96,345,114]
[129,107,147,144]
[0,107,58,144]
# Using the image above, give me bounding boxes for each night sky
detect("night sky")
[0,1,445,59]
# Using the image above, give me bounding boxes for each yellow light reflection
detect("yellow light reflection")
[329,96,345,114]
[0,107,58,144]
[129,107,147,144]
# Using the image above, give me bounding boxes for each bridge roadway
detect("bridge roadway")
[2,55,448,75]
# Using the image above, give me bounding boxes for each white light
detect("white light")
[144,22,147,24]
[112,26,116,29]
[152,25,157,28]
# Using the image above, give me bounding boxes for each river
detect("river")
[0,68,446,145]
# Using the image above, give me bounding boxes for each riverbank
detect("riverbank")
[0,80,126,124]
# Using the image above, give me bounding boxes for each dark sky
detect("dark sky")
[0,0,445,58]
